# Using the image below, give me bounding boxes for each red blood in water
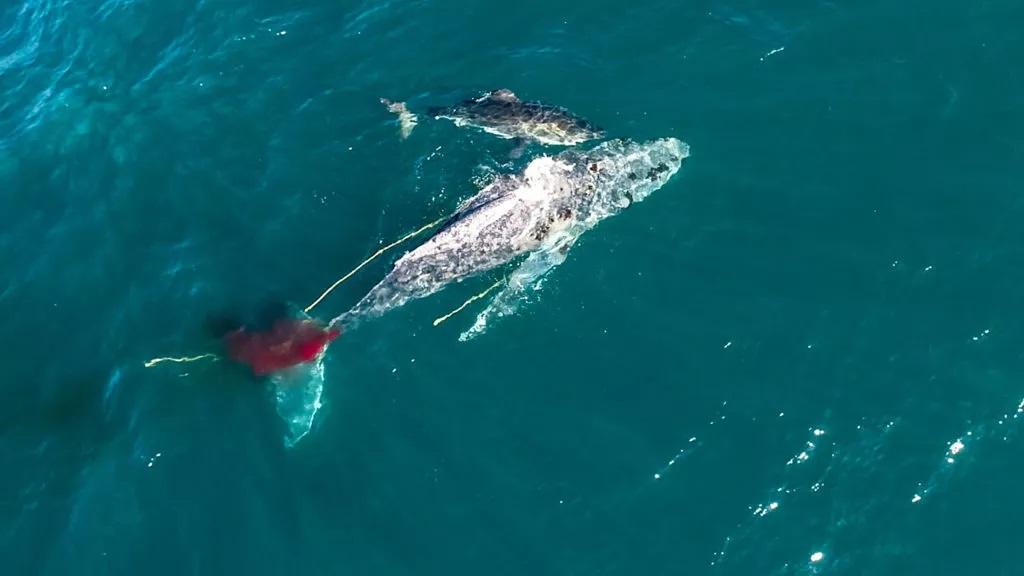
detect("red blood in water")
[223,318,341,376]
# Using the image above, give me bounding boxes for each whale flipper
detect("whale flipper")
[459,230,580,341]
[508,137,528,159]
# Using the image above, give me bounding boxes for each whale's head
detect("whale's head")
[564,137,689,219]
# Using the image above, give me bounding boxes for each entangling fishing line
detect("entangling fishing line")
[144,215,447,370]
[303,215,447,314]
[433,279,504,326]
[144,354,218,368]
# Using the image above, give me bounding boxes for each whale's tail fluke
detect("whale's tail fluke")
[380,98,419,139]
[209,311,339,447]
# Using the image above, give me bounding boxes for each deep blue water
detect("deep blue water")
[3,0,1024,574]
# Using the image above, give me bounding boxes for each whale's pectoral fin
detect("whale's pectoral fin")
[459,232,580,341]
[508,137,528,159]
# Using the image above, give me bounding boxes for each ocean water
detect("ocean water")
[2,0,1024,574]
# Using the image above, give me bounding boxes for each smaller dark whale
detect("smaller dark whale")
[381,89,605,149]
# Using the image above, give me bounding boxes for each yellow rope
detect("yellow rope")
[144,353,218,368]
[433,279,504,327]
[304,215,447,314]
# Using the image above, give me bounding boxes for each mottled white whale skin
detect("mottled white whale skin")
[333,137,689,330]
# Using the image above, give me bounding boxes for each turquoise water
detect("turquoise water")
[3,0,1024,573]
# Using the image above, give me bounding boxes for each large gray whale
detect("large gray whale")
[330,137,690,332]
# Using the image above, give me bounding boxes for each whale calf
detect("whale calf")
[331,137,689,331]
[381,89,605,148]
